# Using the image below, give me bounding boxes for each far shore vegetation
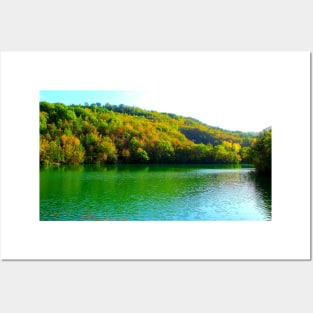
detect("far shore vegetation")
[40,102,271,176]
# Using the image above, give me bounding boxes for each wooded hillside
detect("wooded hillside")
[40,102,259,166]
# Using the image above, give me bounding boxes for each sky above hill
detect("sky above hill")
[40,90,271,132]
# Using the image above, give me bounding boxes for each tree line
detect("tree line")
[40,102,271,174]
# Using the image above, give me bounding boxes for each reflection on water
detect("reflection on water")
[40,164,271,221]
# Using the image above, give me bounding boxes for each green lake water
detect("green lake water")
[40,164,271,221]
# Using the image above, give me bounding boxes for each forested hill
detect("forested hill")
[40,101,258,165]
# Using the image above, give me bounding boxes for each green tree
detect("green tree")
[97,137,118,163]
[40,112,48,132]
[129,138,150,162]
[249,128,271,175]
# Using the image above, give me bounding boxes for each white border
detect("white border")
[0,52,310,259]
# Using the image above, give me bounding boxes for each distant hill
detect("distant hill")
[40,101,258,165]
[100,102,257,146]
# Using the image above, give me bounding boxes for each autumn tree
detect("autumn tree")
[60,135,85,164]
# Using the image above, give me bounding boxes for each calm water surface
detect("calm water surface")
[40,164,271,221]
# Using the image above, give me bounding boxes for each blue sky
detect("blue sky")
[40,90,145,107]
[40,90,271,132]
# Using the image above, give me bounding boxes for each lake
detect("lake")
[40,164,271,221]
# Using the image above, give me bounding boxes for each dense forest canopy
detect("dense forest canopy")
[40,101,270,172]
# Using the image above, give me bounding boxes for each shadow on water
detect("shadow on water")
[40,163,255,174]
[248,171,272,218]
